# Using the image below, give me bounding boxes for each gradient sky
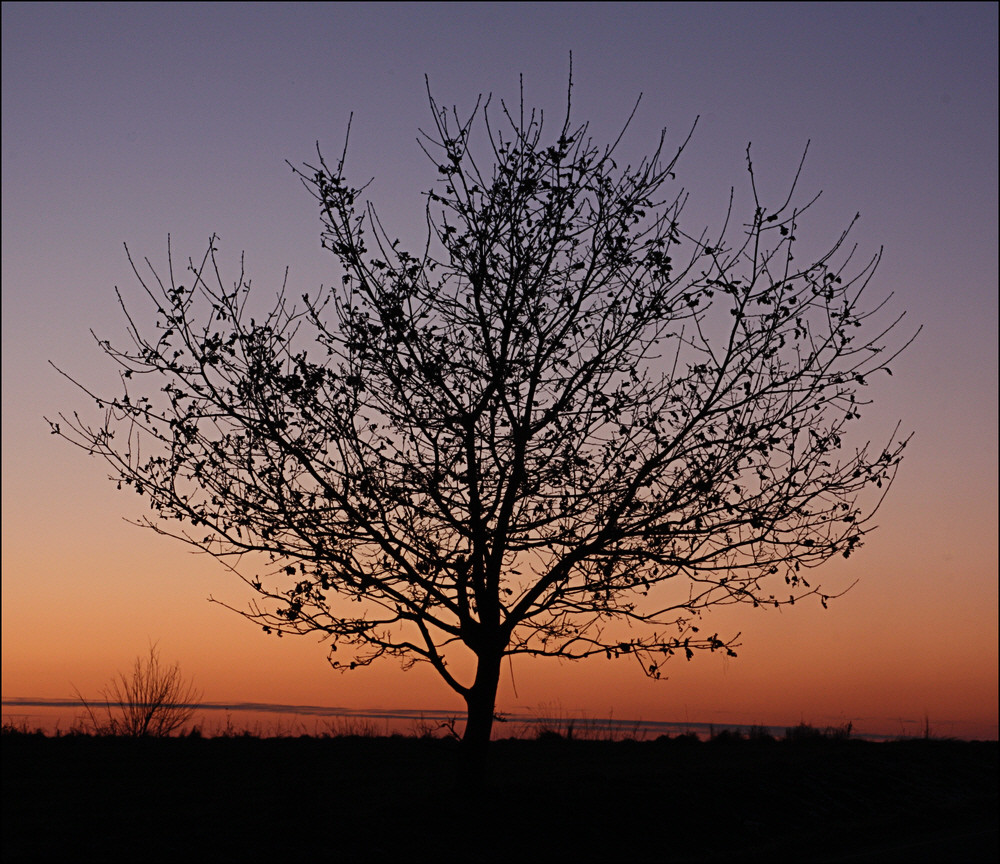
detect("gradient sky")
[3,2,997,739]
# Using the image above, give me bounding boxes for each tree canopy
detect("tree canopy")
[51,75,914,747]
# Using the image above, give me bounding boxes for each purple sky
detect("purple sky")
[3,3,997,737]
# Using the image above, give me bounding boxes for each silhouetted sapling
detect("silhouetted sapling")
[74,643,200,737]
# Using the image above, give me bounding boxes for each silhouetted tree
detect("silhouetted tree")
[50,75,914,749]
[74,643,200,737]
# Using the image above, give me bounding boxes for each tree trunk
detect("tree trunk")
[462,650,502,751]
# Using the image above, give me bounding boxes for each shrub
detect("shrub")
[74,643,201,737]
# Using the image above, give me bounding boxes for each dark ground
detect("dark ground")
[2,732,996,863]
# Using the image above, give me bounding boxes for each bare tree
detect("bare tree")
[50,74,914,748]
[74,644,200,737]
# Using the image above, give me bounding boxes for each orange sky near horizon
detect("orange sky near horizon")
[2,3,997,742]
[3,438,996,740]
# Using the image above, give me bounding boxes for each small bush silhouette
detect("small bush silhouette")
[784,721,853,742]
[710,728,746,744]
[74,643,200,737]
[747,724,775,742]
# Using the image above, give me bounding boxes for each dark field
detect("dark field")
[2,732,996,863]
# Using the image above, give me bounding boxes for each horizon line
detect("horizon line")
[4,697,995,741]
